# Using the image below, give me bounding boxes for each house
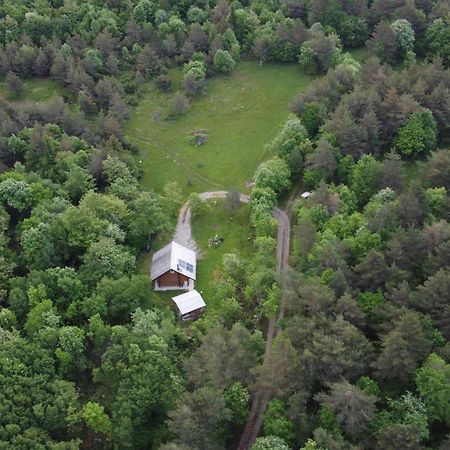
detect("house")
[172,289,206,320]
[151,241,196,291]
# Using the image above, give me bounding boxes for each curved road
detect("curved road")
[173,191,290,450]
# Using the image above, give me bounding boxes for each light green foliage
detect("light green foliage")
[100,335,179,447]
[391,19,415,56]
[416,353,450,425]
[129,191,168,250]
[351,155,381,207]
[213,49,236,73]
[0,178,36,211]
[0,330,80,443]
[263,283,281,319]
[187,6,205,23]
[344,227,382,262]
[86,275,153,322]
[82,401,112,437]
[133,0,156,24]
[357,290,386,318]
[426,15,450,67]
[395,110,437,158]
[263,399,295,443]
[63,165,95,202]
[224,382,250,425]
[299,439,323,450]
[356,376,380,397]
[425,187,446,218]
[56,326,86,374]
[254,157,291,194]
[184,60,206,79]
[299,42,318,73]
[268,114,312,175]
[251,436,291,450]
[24,298,55,337]
[372,393,429,442]
[80,238,135,286]
[319,406,342,436]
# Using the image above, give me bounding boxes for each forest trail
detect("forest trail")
[172,190,291,450]
[237,206,290,450]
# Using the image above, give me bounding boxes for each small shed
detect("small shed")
[151,241,196,291]
[172,290,206,320]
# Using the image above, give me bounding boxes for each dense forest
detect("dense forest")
[1,0,450,449]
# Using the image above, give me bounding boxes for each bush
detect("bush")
[155,73,172,92]
[170,92,189,117]
[213,49,236,73]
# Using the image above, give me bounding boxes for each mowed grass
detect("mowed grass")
[126,61,312,195]
[0,78,63,102]
[192,199,252,311]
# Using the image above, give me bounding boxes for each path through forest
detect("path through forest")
[172,190,291,450]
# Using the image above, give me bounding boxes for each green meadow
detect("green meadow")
[192,199,252,310]
[126,61,312,195]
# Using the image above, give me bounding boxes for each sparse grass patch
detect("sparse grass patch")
[0,78,63,102]
[126,61,312,195]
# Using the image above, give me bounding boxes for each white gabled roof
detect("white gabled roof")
[172,290,205,315]
[150,241,196,281]
[301,191,312,198]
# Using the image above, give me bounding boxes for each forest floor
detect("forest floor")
[125,61,312,195]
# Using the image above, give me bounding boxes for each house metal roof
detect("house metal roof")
[172,290,205,315]
[150,241,196,281]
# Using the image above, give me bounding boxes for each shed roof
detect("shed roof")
[172,290,206,315]
[150,241,196,281]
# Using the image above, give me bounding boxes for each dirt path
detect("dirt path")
[237,206,290,450]
[173,191,250,251]
[172,190,291,450]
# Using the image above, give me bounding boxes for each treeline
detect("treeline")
[236,46,450,450]
[0,0,449,113]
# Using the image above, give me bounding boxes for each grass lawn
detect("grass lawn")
[191,199,252,311]
[0,78,63,102]
[126,61,312,195]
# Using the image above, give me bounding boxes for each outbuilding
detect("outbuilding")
[151,241,196,291]
[301,191,312,199]
[172,290,206,320]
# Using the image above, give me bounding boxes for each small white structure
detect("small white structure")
[151,241,196,291]
[172,289,206,320]
[301,191,312,199]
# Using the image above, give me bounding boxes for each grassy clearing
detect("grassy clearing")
[126,61,312,195]
[192,199,252,311]
[0,78,63,102]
